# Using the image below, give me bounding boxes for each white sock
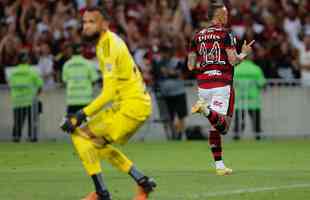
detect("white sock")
[215,160,225,169]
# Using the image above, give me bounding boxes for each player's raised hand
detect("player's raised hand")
[241,40,255,55]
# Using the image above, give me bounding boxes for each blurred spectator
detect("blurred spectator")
[36,43,55,89]
[304,14,310,35]
[0,22,20,66]
[254,44,279,79]
[234,59,266,141]
[275,40,300,80]
[54,42,74,83]
[62,45,99,115]
[299,34,310,86]
[134,50,154,86]
[6,51,43,142]
[291,32,310,86]
[191,0,209,28]
[37,10,51,35]
[153,46,188,140]
[283,2,301,40]
[0,25,21,83]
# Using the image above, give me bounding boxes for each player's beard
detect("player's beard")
[82,31,101,44]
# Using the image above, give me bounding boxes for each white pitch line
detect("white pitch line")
[177,183,310,199]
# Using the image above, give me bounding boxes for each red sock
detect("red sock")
[208,130,222,161]
[208,110,229,135]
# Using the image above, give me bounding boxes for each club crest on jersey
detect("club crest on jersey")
[105,63,112,71]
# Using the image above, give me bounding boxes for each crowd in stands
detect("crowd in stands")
[0,0,310,87]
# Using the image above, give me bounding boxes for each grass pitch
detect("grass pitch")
[0,139,309,200]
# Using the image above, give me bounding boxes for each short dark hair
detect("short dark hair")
[18,51,29,63]
[84,6,111,21]
[208,0,225,20]
[72,44,82,55]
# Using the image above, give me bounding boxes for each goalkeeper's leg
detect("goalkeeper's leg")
[72,128,156,199]
[79,108,156,199]
[98,143,156,199]
[71,128,111,200]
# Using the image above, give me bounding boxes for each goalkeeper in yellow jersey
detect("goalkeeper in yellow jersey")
[60,7,156,200]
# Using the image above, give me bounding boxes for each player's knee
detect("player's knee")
[216,125,228,135]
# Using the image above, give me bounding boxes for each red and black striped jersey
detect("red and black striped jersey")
[189,24,237,89]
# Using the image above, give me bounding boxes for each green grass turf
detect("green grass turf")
[0,139,310,200]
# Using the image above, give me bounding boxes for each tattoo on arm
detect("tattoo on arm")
[187,52,197,71]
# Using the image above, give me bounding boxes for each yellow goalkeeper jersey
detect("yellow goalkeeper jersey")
[83,30,151,120]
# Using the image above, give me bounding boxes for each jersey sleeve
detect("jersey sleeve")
[117,42,134,80]
[83,41,117,116]
[189,34,198,53]
[223,31,237,49]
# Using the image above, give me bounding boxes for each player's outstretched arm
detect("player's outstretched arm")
[226,40,255,66]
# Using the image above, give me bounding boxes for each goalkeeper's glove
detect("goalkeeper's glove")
[60,110,87,134]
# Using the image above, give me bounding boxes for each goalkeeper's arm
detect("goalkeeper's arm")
[83,73,116,117]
